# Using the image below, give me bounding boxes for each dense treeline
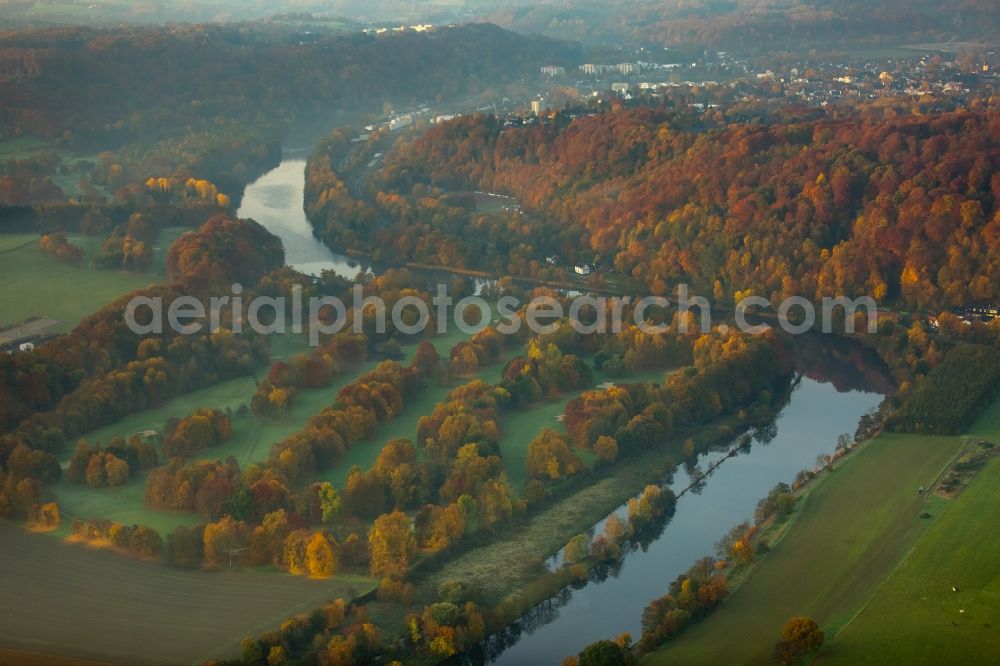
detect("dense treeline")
[303,130,382,251]
[0,23,575,150]
[269,359,425,484]
[565,331,790,457]
[68,436,158,488]
[163,408,233,458]
[0,124,280,209]
[70,518,163,558]
[637,556,730,652]
[0,21,574,209]
[0,215,292,522]
[0,215,282,440]
[350,106,1000,313]
[166,215,284,288]
[251,335,367,416]
[890,343,1000,434]
[38,232,82,262]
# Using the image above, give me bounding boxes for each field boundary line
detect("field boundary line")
[0,266,82,289]
[826,437,970,643]
[0,238,36,255]
[190,578,373,665]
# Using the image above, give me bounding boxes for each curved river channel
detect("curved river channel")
[237,157,363,278]
[239,156,889,665]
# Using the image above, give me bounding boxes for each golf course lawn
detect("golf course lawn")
[48,332,503,532]
[497,366,672,491]
[819,455,1000,665]
[644,432,966,665]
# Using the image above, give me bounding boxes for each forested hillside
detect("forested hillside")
[357,105,1000,311]
[0,22,575,147]
[0,22,576,210]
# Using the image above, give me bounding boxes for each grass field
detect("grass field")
[0,229,184,332]
[0,650,105,666]
[49,336,365,532]
[0,136,49,160]
[821,457,1000,665]
[967,395,1000,441]
[645,432,966,665]
[0,522,375,666]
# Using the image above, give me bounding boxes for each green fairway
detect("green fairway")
[822,456,1000,665]
[314,361,507,489]
[49,357,395,533]
[498,366,672,491]
[49,335,369,531]
[0,229,184,332]
[49,332,494,530]
[645,432,965,665]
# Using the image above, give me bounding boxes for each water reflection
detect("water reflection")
[483,352,888,665]
[239,156,494,295]
[237,158,366,278]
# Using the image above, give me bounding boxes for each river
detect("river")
[237,156,365,278]
[239,157,888,665]
[238,154,494,292]
[483,374,883,664]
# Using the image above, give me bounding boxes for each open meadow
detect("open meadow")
[0,522,375,666]
[821,456,1000,665]
[644,432,966,665]
[48,329,510,532]
[0,229,184,332]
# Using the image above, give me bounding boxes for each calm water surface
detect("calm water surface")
[489,376,883,664]
[237,158,363,278]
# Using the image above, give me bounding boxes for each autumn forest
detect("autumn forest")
[1,2,1000,666]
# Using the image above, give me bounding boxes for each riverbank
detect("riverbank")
[643,428,978,664]
[396,387,794,645]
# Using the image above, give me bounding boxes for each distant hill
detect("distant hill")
[4,0,997,51]
[0,0,486,28]
[0,21,577,147]
[479,0,1000,52]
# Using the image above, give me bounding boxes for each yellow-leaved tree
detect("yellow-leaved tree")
[306,532,337,578]
[368,511,415,578]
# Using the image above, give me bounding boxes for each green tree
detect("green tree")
[317,482,341,524]
[579,639,633,666]
[774,616,824,664]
